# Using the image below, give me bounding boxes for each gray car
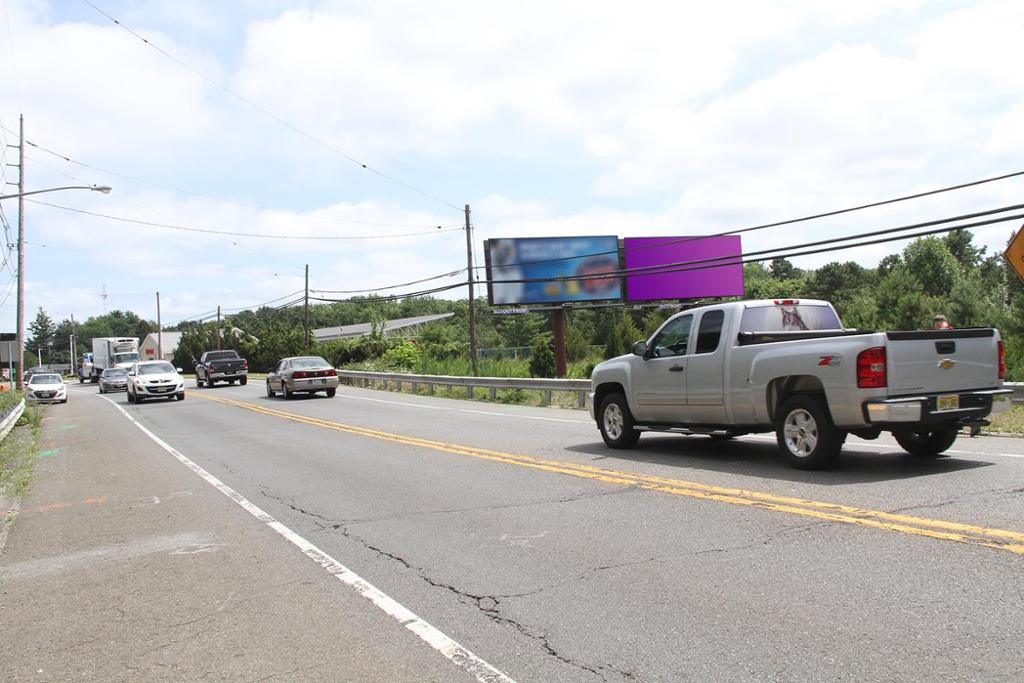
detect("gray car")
[98,367,129,393]
[266,356,339,399]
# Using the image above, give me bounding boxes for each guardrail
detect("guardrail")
[0,399,25,442]
[338,372,1024,409]
[336,370,591,408]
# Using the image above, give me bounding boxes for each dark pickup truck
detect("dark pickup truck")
[195,350,248,387]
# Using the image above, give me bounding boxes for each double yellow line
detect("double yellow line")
[196,392,1024,556]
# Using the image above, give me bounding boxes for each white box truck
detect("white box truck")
[91,337,141,382]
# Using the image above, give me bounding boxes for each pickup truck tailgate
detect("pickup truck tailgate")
[885,329,1000,395]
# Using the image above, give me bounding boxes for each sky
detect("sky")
[1,0,1023,333]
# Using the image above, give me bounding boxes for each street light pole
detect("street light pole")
[15,115,24,388]
[0,117,113,389]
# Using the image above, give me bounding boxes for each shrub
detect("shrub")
[529,334,556,378]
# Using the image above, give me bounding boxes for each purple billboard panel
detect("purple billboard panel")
[624,236,744,301]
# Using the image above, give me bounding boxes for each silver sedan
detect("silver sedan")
[266,356,339,399]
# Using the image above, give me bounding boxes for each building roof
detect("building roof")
[141,331,183,351]
[313,313,454,342]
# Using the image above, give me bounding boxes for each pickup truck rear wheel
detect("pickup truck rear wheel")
[894,427,958,457]
[776,395,845,470]
[240,376,247,386]
[599,393,640,448]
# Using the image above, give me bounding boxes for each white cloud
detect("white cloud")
[3,0,1024,330]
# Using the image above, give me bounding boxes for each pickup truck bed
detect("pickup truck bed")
[195,350,249,388]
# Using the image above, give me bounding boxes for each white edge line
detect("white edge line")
[96,394,516,683]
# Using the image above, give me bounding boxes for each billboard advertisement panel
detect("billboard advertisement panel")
[486,236,622,305]
[624,235,744,301]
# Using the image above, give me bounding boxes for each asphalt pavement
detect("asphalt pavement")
[2,379,1023,681]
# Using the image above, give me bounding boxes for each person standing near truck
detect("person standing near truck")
[933,314,953,330]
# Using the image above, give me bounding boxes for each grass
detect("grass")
[1,402,41,502]
[986,404,1024,435]
[345,377,589,411]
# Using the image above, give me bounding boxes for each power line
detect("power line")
[27,199,463,240]
[166,289,305,326]
[7,128,463,230]
[310,281,470,304]
[473,169,1024,271]
[310,268,467,294]
[481,208,1024,286]
[80,0,463,213]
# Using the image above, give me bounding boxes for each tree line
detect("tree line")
[25,229,1024,379]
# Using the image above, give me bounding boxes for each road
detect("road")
[4,379,1024,681]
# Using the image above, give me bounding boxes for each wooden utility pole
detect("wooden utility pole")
[464,204,478,376]
[156,291,163,359]
[552,307,567,378]
[304,264,310,353]
[14,115,24,389]
[216,305,221,350]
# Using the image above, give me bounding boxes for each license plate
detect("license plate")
[313,379,325,385]
[936,394,959,412]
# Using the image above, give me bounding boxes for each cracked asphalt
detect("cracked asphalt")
[3,380,1023,681]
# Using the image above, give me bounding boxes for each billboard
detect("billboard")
[624,236,744,301]
[486,236,622,305]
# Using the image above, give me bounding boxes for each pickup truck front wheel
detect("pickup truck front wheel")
[893,428,958,457]
[599,393,640,449]
[776,396,845,470]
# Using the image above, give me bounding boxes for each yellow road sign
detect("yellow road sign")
[1004,224,1024,283]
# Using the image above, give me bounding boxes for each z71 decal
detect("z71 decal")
[818,355,841,367]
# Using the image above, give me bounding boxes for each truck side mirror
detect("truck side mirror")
[631,341,648,357]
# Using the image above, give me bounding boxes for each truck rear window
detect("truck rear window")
[206,351,239,361]
[740,305,841,333]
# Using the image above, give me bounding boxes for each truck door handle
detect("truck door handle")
[669,365,685,372]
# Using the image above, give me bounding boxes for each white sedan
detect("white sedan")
[26,373,67,404]
[126,361,185,403]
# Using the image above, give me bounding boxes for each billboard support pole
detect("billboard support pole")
[553,307,567,378]
[464,204,478,376]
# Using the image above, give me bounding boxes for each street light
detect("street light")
[0,185,112,201]
[0,183,114,389]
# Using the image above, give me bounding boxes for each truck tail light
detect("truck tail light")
[243,359,249,370]
[774,299,799,305]
[857,346,887,388]
[998,340,1006,380]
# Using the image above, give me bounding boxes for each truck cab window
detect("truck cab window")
[695,310,725,354]
[650,315,693,358]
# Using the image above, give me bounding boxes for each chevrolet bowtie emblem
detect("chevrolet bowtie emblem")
[938,358,956,369]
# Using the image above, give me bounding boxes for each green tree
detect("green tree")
[564,322,589,362]
[944,229,986,270]
[528,334,556,378]
[901,237,962,297]
[27,307,56,362]
[604,310,644,359]
[769,258,801,281]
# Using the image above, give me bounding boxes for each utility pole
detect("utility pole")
[156,291,163,360]
[14,115,25,389]
[464,204,478,376]
[553,307,567,378]
[304,264,310,354]
[69,313,77,377]
[216,305,221,350]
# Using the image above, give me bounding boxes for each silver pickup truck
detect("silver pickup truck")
[590,299,1012,469]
